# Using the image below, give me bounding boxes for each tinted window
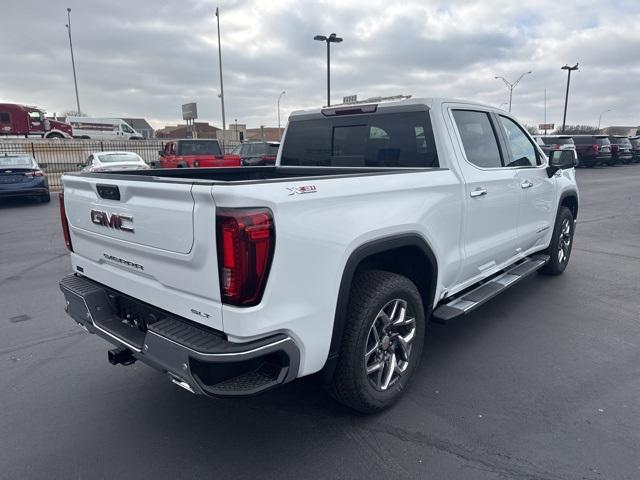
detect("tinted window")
[452,110,502,168]
[0,112,9,123]
[0,155,34,168]
[542,137,574,145]
[281,111,438,168]
[499,116,539,167]
[612,137,631,147]
[246,143,279,156]
[177,140,222,155]
[97,153,142,163]
[595,137,611,145]
[122,124,134,134]
[231,144,242,155]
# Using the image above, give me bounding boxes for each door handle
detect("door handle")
[521,180,534,189]
[470,187,487,198]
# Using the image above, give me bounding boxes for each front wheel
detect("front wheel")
[539,206,575,275]
[328,270,425,413]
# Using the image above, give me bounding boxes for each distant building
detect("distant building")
[156,122,220,139]
[601,126,639,136]
[246,127,283,142]
[216,124,247,143]
[122,118,154,139]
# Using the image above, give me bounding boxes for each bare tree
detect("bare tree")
[552,125,599,135]
[61,110,88,117]
[523,124,538,135]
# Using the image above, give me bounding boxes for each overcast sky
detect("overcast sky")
[2,0,639,130]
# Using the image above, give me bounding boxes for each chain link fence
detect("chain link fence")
[0,139,241,188]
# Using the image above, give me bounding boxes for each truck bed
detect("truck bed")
[69,165,430,184]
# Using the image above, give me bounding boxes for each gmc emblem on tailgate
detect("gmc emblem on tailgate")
[90,210,134,232]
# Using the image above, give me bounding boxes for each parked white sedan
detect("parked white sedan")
[81,151,150,172]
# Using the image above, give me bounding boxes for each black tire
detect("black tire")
[46,133,64,139]
[327,270,426,413]
[539,206,574,275]
[40,192,51,203]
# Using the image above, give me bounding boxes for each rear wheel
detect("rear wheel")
[539,206,574,275]
[40,192,51,203]
[328,270,425,413]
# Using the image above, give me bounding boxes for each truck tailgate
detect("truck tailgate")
[62,175,223,331]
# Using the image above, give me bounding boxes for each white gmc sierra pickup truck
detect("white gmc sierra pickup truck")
[59,98,578,412]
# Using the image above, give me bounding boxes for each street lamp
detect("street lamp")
[65,7,81,115]
[314,33,343,106]
[277,91,286,137]
[561,63,579,133]
[494,71,532,112]
[597,108,611,131]
[234,118,238,142]
[215,7,226,137]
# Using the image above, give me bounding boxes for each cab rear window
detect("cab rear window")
[281,111,438,168]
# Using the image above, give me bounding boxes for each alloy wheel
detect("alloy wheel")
[364,299,416,391]
[558,218,572,264]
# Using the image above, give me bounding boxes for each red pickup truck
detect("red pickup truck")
[156,139,241,168]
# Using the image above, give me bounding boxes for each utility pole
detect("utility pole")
[494,71,532,112]
[544,88,547,134]
[215,8,226,138]
[597,109,611,131]
[561,63,579,133]
[314,33,343,106]
[65,8,81,115]
[277,91,286,137]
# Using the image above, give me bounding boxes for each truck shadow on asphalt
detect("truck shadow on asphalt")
[0,197,48,209]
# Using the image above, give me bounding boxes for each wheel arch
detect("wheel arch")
[322,233,438,382]
[559,189,579,220]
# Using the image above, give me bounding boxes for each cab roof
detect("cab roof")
[289,97,504,121]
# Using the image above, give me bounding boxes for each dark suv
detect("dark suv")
[231,141,280,166]
[630,136,640,163]
[572,135,613,167]
[533,135,576,156]
[607,136,633,164]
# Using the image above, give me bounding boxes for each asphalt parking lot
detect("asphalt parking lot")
[1,165,639,480]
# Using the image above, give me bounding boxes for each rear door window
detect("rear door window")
[451,110,503,168]
[281,111,438,168]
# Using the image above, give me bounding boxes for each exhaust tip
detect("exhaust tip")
[108,346,136,366]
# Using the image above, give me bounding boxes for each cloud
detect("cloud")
[1,0,639,129]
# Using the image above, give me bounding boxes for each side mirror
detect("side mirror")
[547,149,577,177]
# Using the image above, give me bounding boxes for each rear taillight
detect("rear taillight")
[216,208,275,306]
[59,192,73,252]
[591,144,601,152]
[24,170,44,177]
[552,144,561,150]
[611,145,619,152]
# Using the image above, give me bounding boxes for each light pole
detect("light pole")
[234,118,238,142]
[314,33,343,106]
[597,108,611,131]
[561,63,579,133]
[277,91,286,137]
[65,8,81,115]
[494,71,532,112]
[215,8,226,138]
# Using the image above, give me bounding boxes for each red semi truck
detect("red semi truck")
[0,104,73,139]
